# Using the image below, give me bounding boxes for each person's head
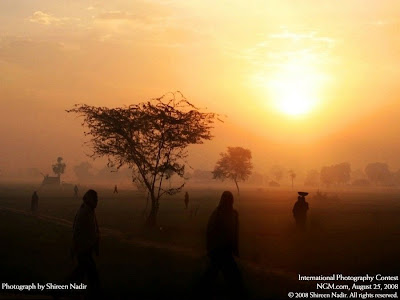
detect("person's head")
[218,191,234,210]
[83,189,98,209]
[298,196,305,202]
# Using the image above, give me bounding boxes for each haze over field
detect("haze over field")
[1,0,400,179]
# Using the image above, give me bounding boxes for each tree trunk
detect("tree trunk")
[145,194,159,227]
[146,207,157,227]
[234,179,240,195]
[142,192,149,217]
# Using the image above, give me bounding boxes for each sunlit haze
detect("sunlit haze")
[1,0,400,181]
[265,58,325,116]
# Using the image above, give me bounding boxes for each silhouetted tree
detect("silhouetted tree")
[73,161,94,182]
[320,162,351,187]
[320,166,334,187]
[67,92,217,226]
[288,169,296,189]
[52,157,66,180]
[333,162,351,185]
[365,162,393,186]
[212,147,253,194]
[164,167,174,189]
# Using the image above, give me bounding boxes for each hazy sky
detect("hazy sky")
[1,0,400,179]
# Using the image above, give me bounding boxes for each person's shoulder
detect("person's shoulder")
[210,209,218,218]
[78,203,93,216]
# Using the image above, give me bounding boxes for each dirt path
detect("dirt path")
[0,206,297,280]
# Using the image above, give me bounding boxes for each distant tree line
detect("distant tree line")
[320,162,351,187]
[304,161,400,188]
[8,159,400,190]
[73,162,132,184]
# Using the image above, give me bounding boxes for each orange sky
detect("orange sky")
[1,1,400,180]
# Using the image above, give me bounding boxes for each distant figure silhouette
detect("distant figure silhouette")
[113,185,118,194]
[184,191,189,209]
[31,191,39,212]
[200,191,245,299]
[293,192,309,229]
[74,185,79,199]
[67,190,100,298]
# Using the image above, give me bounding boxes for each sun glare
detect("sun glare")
[266,61,324,117]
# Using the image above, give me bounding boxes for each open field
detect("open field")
[0,183,399,299]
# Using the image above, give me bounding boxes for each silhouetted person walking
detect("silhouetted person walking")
[67,190,100,299]
[74,185,79,199]
[199,191,245,299]
[184,191,189,209]
[113,185,118,194]
[31,191,39,212]
[293,192,309,230]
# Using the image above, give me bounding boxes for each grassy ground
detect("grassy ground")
[0,184,399,299]
[0,209,301,299]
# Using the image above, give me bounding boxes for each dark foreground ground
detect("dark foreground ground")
[0,184,399,299]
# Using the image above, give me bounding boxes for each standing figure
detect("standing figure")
[113,185,118,194]
[293,191,309,229]
[68,190,100,298]
[200,191,245,299]
[74,185,79,199]
[184,191,189,209]
[31,191,39,212]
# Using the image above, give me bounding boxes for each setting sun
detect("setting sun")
[267,60,325,116]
